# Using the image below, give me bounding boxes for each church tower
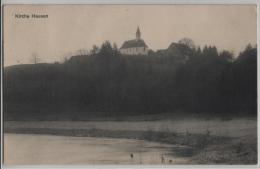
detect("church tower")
[120,26,148,55]
[136,27,141,40]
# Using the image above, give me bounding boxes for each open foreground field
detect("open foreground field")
[4,117,257,165]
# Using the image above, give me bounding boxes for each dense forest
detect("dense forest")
[4,40,257,120]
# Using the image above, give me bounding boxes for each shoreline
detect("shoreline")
[4,121,257,164]
[4,127,227,146]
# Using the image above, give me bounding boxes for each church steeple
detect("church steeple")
[136,27,141,40]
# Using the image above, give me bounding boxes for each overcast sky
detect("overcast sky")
[4,5,257,66]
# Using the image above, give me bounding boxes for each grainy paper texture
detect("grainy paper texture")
[3,4,257,165]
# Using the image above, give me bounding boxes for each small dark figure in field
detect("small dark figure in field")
[161,154,165,164]
[186,130,190,136]
[206,129,210,137]
[169,159,172,163]
[130,153,133,159]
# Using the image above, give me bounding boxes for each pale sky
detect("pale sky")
[3,5,257,66]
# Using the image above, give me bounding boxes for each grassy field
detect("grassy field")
[4,117,257,164]
[5,117,256,137]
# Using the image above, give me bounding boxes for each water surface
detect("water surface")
[4,134,190,165]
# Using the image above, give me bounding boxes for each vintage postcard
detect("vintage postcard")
[2,4,258,166]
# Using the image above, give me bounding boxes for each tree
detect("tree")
[113,43,118,51]
[100,41,113,56]
[219,50,234,62]
[91,45,99,54]
[4,40,257,120]
[30,53,41,64]
[77,48,88,56]
[178,38,195,49]
[62,56,70,63]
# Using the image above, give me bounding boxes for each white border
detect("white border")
[1,1,259,169]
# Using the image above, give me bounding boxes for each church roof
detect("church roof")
[120,39,148,49]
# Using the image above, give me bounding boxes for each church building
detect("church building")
[120,27,149,55]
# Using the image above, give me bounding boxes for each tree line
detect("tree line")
[4,40,257,120]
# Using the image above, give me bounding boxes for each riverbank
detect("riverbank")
[4,119,257,164]
[4,118,257,164]
[4,118,256,137]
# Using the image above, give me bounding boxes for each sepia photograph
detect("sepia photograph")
[2,4,258,165]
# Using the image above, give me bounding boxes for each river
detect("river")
[4,134,191,165]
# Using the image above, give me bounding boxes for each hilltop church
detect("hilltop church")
[120,27,149,55]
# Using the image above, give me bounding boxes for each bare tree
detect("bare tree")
[63,56,69,63]
[30,53,41,64]
[77,48,88,56]
[91,45,99,54]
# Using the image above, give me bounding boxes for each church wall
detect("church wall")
[120,47,148,55]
